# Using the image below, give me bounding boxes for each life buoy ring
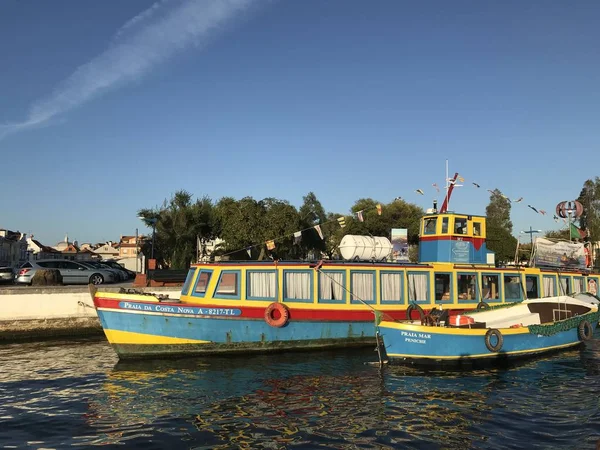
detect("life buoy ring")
[477,301,490,311]
[578,320,593,341]
[264,302,290,328]
[406,304,425,322]
[485,329,503,352]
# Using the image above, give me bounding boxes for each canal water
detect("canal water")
[1,336,599,449]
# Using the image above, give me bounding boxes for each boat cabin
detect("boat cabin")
[418,212,490,264]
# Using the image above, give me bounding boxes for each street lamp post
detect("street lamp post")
[520,226,542,247]
[138,216,158,260]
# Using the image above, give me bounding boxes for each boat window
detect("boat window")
[284,270,312,302]
[318,271,345,302]
[473,222,481,236]
[351,271,376,304]
[381,272,403,304]
[247,271,277,300]
[454,218,467,234]
[194,271,212,296]
[434,273,452,301]
[525,275,539,299]
[424,218,437,235]
[441,217,449,234]
[181,268,196,296]
[559,276,571,295]
[503,274,523,302]
[215,271,240,298]
[543,275,556,296]
[457,273,478,302]
[482,274,500,300]
[587,277,598,296]
[572,276,585,294]
[407,272,429,303]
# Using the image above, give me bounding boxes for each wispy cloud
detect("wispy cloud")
[0,0,256,141]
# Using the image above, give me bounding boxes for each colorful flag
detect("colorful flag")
[293,231,302,244]
[472,182,480,188]
[513,197,523,203]
[357,210,364,222]
[539,209,547,216]
[457,175,465,182]
[570,223,587,239]
[337,217,346,228]
[314,224,324,240]
[415,189,424,195]
[432,183,440,192]
[527,205,539,214]
[246,247,252,258]
[266,240,276,251]
[376,204,382,215]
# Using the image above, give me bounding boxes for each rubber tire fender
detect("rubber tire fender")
[477,301,490,311]
[406,304,425,322]
[578,320,593,341]
[485,328,503,352]
[264,302,290,328]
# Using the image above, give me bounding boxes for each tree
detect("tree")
[485,189,517,264]
[578,177,600,243]
[138,190,217,269]
[297,192,328,259]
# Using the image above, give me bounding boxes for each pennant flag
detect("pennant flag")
[513,197,523,203]
[246,247,252,258]
[487,189,495,194]
[570,223,587,239]
[357,210,364,222]
[337,217,346,228]
[457,175,465,183]
[562,217,567,224]
[415,189,424,195]
[472,182,480,188]
[432,183,440,192]
[553,214,559,222]
[527,205,539,213]
[539,209,547,216]
[500,193,511,202]
[266,240,276,251]
[293,231,302,245]
[376,204,382,215]
[314,224,324,240]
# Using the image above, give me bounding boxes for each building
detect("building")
[117,235,141,259]
[93,242,119,260]
[0,229,28,268]
[27,236,62,260]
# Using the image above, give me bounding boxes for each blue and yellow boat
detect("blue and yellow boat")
[93,207,600,359]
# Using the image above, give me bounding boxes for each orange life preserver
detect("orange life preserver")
[448,315,475,327]
[264,302,290,328]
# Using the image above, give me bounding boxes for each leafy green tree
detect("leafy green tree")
[544,229,570,240]
[138,190,217,269]
[485,189,517,265]
[213,196,265,258]
[578,177,600,243]
[297,192,328,259]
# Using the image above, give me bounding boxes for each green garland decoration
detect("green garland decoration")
[528,310,600,337]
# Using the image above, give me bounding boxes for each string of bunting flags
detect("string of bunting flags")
[413,173,585,230]
[221,203,384,258]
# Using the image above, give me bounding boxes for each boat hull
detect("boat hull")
[379,320,598,365]
[95,293,391,359]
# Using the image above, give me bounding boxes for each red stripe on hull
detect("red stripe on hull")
[93,296,469,321]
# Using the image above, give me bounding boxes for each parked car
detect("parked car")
[15,259,116,285]
[102,260,136,279]
[0,267,14,284]
[80,260,126,281]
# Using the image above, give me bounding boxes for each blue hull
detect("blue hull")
[379,321,598,364]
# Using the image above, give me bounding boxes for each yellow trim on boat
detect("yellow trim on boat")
[387,341,580,360]
[379,321,528,335]
[104,329,210,345]
[96,291,163,302]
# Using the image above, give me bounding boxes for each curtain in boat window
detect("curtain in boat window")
[543,276,555,297]
[559,277,570,295]
[248,271,276,298]
[573,278,585,294]
[351,272,374,302]
[408,273,428,301]
[284,272,311,300]
[381,273,402,302]
[319,272,344,301]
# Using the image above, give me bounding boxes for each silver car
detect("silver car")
[15,259,115,285]
[0,267,14,284]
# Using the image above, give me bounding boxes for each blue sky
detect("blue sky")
[1,0,599,246]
